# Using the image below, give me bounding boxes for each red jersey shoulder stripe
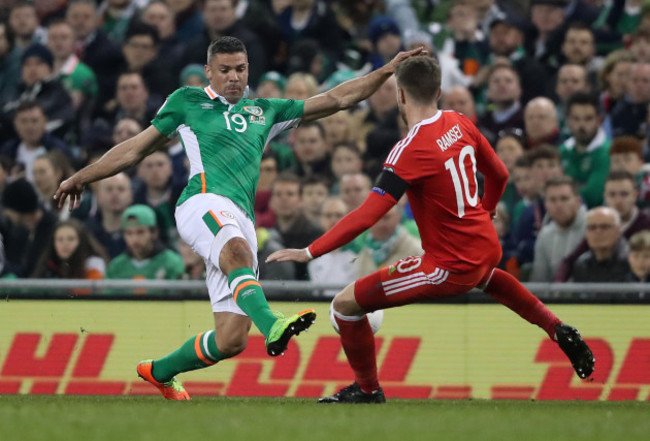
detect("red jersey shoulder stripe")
[385,110,444,166]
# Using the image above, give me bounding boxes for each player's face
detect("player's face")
[54,226,80,261]
[610,152,643,176]
[124,226,156,260]
[544,185,579,228]
[206,52,249,103]
[604,180,637,219]
[567,104,600,146]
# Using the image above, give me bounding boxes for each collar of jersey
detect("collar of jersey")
[204,85,250,108]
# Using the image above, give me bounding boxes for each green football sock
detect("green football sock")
[228,267,277,337]
[151,330,225,383]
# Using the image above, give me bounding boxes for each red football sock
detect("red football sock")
[334,314,380,394]
[484,269,561,340]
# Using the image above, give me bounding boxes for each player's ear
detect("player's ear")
[436,88,442,101]
[204,64,211,81]
[398,87,406,105]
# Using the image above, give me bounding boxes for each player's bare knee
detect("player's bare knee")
[216,333,248,357]
[220,237,253,273]
[332,285,364,316]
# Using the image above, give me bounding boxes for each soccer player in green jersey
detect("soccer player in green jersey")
[55,36,423,400]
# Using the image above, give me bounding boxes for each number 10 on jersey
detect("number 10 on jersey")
[444,145,478,218]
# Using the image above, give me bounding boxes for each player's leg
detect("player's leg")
[481,268,594,378]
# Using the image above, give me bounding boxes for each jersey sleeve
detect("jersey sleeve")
[266,98,304,127]
[382,135,426,184]
[151,88,186,138]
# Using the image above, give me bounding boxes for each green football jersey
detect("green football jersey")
[151,86,304,220]
[106,249,184,280]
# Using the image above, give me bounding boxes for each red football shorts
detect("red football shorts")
[354,254,499,312]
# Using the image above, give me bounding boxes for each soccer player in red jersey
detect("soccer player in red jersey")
[267,56,595,403]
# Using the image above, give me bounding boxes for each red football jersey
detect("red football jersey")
[384,110,508,272]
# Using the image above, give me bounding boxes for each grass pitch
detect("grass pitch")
[1,396,648,441]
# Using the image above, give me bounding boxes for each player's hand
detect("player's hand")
[386,46,427,73]
[266,248,312,263]
[54,176,84,211]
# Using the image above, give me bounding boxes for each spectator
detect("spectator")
[133,150,184,248]
[255,71,286,99]
[183,0,267,87]
[355,204,423,278]
[559,92,610,207]
[440,85,477,122]
[141,0,185,77]
[510,155,535,228]
[291,121,332,180]
[31,218,107,279]
[0,22,22,105]
[513,145,563,268]
[554,170,650,281]
[367,15,404,70]
[256,226,296,281]
[269,172,323,280]
[177,237,205,280]
[98,0,141,43]
[331,142,363,194]
[179,64,208,88]
[47,19,98,139]
[362,75,400,166]
[166,0,203,42]
[308,196,357,296]
[626,230,650,282]
[528,0,567,70]
[255,150,278,228]
[284,72,318,101]
[609,136,650,207]
[495,131,525,221]
[610,61,650,138]
[530,176,587,282]
[477,64,525,146]
[106,204,184,280]
[560,22,602,89]
[437,2,486,77]
[629,26,650,63]
[2,43,75,141]
[119,21,176,100]
[570,206,629,283]
[322,110,352,148]
[339,172,372,210]
[524,97,560,148]
[0,178,57,277]
[555,63,589,139]
[112,117,142,145]
[66,0,125,111]
[301,175,330,225]
[487,11,548,103]
[8,1,47,50]
[598,49,635,116]
[85,172,133,258]
[0,100,72,183]
[32,151,74,217]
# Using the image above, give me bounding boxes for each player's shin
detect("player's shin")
[228,267,277,337]
[483,268,561,340]
[151,330,226,383]
[332,308,380,394]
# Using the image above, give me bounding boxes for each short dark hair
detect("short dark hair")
[395,55,441,104]
[610,136,643,160]
[514,156,531,169]
[605,170,636,185]
[301,175,331,194]
[526,144,561,165]
[332,141,362,157]
[545,175,578,195]
[296,121,326,139]
[271,171,301,193]
[10,1,35,12]
[14,99,44,116]
[488,64,520,85]
[207,36,247,63]
[125,21,159,46]
[566,92,601,116]
[566,22,594,38]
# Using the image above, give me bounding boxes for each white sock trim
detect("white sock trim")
[228,274,257,292]
[331,307,365,322]
[202,330,217,361]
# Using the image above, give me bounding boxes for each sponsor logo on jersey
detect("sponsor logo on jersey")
[243,106,264,116]
[249,115,266,125]
[372,186,386,196]
[220,210,235,219]
[436,124,463,152]
[201,103,214,110]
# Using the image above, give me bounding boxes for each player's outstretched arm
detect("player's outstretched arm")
[54,125,169,211]
[301,47,425,122]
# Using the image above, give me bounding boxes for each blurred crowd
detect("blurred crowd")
[1,0,650,293]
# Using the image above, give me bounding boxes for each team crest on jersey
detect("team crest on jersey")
[220,210,235,219]
[201,103,214,110]
[243,106,264,116]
